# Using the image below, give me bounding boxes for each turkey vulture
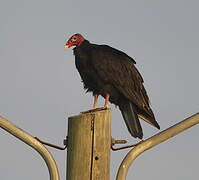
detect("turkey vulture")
[64,33,160,139]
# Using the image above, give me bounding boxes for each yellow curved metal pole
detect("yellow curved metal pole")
[116,112,199,180]
[0,116,60,180]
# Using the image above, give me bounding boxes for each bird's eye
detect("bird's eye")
[71,37,77,42]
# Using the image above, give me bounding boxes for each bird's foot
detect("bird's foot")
[81,107,108,114]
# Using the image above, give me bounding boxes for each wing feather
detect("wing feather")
[91,45,151,115]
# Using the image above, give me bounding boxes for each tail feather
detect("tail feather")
[119,102,143,139]
[137,108,160,129]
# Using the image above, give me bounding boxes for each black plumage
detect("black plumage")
[64,34,160,139]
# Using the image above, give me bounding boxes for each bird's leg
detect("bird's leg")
[92,94,99,109]
[81,94,110,114]
[104,93,110,108]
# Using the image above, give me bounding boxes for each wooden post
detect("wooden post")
[66,109,111,180]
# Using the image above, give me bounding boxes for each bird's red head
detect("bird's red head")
[64,34,85,49]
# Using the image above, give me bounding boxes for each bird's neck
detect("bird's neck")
[73,40,91,58]
[74,40,91,51]
[78,40,90,47]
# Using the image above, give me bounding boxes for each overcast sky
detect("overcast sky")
[0,0,199,179]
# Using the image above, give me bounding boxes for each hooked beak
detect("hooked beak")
[64,44,70,49]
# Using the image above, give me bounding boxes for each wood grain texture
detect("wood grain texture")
[67,109,111,180]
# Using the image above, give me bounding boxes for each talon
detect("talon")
[81,107,108,114]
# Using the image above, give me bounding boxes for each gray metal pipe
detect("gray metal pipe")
[116,112,199,180]
[0,116,60,180]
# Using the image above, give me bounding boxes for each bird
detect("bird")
[64,33,160,139]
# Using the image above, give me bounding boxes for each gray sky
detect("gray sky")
[0,0,199,179]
